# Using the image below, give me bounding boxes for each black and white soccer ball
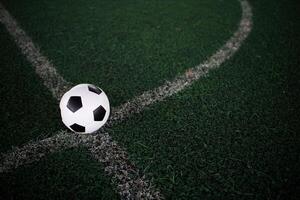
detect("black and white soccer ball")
[59,84,110,134]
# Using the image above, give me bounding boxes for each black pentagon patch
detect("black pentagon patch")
[93,105,106,121]
[67,96,82,113]
[70,123,85,132]
[88,85,102,95]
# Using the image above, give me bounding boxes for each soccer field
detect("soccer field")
[0,0,299,199]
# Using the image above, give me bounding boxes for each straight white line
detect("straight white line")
[0,1,252,199]
[0,3,72,100]
[0,131,162,199]
[0,131,87,172]
[86,132,162,199]
[0,2,163,198]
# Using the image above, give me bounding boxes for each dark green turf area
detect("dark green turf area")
[0,147,119,199]
[1,0,300,199]
[0,25,119,199]
[1,0,241,106]
[108,0,300,199]
[0,25,61,152]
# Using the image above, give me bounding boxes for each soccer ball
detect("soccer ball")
[59,84,110,134]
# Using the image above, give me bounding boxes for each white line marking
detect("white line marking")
[0,0,252,199]
[0,2,163,198]
[86,133,162,199]
[0,3,72,100]
[0,131,88,172]
[0,131,162,199]
[108,0,252,124]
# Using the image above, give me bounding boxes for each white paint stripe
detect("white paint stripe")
[0,2,72,100]
[108,0,252,124]
[0,1,252,199]
[85,133,162,199]
[0,131,86,172]
[0,131,163,199]
[0,2,164,198]
[84,3,252,197]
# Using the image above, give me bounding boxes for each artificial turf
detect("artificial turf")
[0,147,119,199]
[0,24,119,200]
[1,0,240,106]
[0,0,299,199]
[0,25,60,152]
[110,0,300,199]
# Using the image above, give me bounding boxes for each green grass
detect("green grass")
[0,147,119,199]
[1,0,240,106]
[0,24,119,199]
[0,25,61,152]
[0,0,299,199]
[109,0,300,199]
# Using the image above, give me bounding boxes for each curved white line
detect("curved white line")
[109,0,252,124]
